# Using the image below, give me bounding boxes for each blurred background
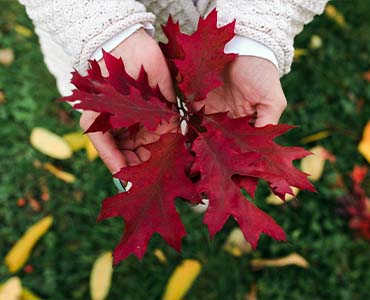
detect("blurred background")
[1,0,370,299]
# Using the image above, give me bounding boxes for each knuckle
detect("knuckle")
[277,97,287,111]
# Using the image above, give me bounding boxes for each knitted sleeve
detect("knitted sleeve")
[19,0,155,72]
[216,0,328,76]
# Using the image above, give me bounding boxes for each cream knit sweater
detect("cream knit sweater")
[19,0,328,95]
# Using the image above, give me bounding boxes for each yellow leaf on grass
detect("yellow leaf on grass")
[358,121,370,163]
[5,216,53,273]
[223,228,252,257]
[0,277,22,300]
[266,187,300,206]
[21,288,41,300]
[154,249,167,263]
[325,4,347,27]
[63,131,89,152]
[301,146,326,182]
[250,253,309,270]
[0,282,41,300]
[361,121,370,141]
[300,130,331,144]
[90,252,113,300]
[43,162,76,183]
[309,35,323,50]
[293,48,307,61]
[14,24,33,37]
[30,128,72,159]
[163,259,201,300]
[86,139,98,161]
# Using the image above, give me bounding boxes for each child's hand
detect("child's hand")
[79,29,177,174]
[193,56,287,127]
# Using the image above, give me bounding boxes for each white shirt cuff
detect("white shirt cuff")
[90,23,278,72]
[91,23,155,61]
[225,35,279,71]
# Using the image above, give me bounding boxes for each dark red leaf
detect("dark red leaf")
[165,9,237,102]
[190,117,287,246]
[202,114,315,199]
[98,133,198,262]
[61,52,177,132]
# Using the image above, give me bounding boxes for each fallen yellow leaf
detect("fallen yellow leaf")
[358,121,370,163]
[63,131,89,152]
[0,277,22,300]
[30,127,72,160]
[21,288,41,300]
[309,35,323,50]
[223,228,252,257]
[293,48,308,61]
[14,24,33,37]
[0,281,42,300]
[43,162,76,183]
[154,249,167,263]
[266,187,300,206]
[86,139,99,161]
[325,4,347,27]
[301,146,326,182]
[250,253,309,270]
[5,216,53,273]
[359,141,370,163]
[300,130,331,144]
[163,259,202,300]
[90,252,113,300]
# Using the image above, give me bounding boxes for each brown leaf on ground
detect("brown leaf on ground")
[0,48,14,65]
[245,283,258,300]
[363,71,370,82]
[28,197,41,212]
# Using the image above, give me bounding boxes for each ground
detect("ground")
[1,1,370,299]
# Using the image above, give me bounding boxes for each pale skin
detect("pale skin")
[79,29,287,174]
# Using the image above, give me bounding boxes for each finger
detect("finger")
[87,131,127,174]
[119,128,160,150]
[122,150,141,166]
[136,146,151,162]
[254,98,287,127]
[80,111,127,174]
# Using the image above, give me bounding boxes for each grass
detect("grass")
[1,1,370,299]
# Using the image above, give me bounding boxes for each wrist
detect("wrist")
[91,23,155,62]
[225,35,279,72]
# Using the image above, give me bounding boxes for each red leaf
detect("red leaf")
[60,12,316,264]
[61,52,177,132]
[163,9,237,102]
[159,16,186,60]
[98,133,198,262]
[190,116,286,246]
[202,114,315,199]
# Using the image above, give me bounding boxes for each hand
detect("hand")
[193,56,287,127]
[79,29,177,174]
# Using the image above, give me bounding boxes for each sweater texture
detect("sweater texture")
[19,0,328,94]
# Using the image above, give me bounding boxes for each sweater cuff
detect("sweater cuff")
[91,22,155,61]
[224,35,279,70]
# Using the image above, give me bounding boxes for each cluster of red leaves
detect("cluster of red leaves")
[61,10,315,264]
[339,166,370,240]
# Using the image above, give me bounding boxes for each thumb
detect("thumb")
[254,97,287,127]
[80,111,126,174]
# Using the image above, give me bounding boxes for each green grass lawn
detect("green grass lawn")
[1,1,370,299]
